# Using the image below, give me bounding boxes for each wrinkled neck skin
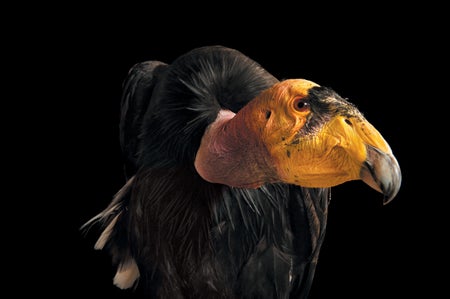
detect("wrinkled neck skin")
[195,108,277,188]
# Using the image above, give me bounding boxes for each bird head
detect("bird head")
[195,79,401,204]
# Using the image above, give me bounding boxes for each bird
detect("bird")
[81,45,401,298]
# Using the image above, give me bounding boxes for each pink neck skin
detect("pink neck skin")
[194,109,278,188]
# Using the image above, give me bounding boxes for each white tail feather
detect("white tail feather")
[113,259,140,289]
[80,176,135,233]
[94,213,120,250]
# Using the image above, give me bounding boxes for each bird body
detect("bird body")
[82,45,401,298]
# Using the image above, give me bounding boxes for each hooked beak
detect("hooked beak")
[360,144,402,204]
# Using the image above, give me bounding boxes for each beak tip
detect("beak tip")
[381,180,401,205]
[383,195,395,205]
[362,144,402,206]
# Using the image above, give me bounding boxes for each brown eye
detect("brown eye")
[294,97,310,112]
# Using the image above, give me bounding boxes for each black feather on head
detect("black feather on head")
[138,45,278,169]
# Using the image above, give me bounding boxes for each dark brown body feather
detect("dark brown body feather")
[83,45,331,298]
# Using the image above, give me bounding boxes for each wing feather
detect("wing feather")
[119,60,168,177]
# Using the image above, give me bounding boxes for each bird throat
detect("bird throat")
[194,109,277,188]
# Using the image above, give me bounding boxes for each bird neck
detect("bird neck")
[195,108,278,188]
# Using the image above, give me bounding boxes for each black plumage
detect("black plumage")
[82,45,397,298]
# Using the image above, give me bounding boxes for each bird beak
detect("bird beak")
[351,118,402,204]
[360,144,402,205]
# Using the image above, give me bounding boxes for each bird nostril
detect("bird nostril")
[344,119,352,126]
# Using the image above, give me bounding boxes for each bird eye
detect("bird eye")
[293,97,310,112]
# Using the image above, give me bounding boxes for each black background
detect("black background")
[30,6,442,298]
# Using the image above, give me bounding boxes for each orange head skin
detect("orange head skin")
[195,79,401,203]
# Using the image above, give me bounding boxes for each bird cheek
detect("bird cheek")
[263,115,305,147]
[266,123,364,187]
